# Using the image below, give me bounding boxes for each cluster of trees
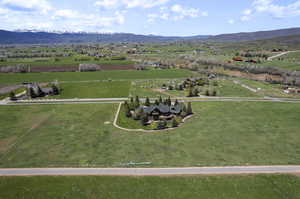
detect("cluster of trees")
[236,51,269,59]
[190,57,300,86]
[78,64,101,72]
[0,64,28,73]
[7,53,71,59]
[123,96,193,130]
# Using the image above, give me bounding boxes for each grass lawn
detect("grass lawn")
[0,69,193,85]
[208,79,259,97]
[1,101,300,168]
[50,81,131,99]
[0,175,299,199]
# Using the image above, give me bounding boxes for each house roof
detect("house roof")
[142,103,183,114]
[41,87,54,94]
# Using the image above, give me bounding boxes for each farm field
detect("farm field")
[0,175,299,199]
[129,79,260,98]
[1,102,300,168]
[0,69,193,85]
[49,81,131,99]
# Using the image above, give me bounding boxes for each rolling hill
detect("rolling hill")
[0,27,300,44]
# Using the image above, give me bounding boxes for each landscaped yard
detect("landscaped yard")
[0,175,299,199]
[1,101,300,168]
[49,81,131,98]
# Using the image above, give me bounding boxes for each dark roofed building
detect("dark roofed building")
[142,103,184,120]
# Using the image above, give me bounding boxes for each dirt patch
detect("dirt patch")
[225,70,284,82]
[0,136,17,153]
[100,65,135,70]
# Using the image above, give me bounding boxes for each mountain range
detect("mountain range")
[0,27,300,44]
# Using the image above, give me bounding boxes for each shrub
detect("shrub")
[156,120,167,130]
[141,114,149,126]
[187,102,193,115]
[9,92,17,101]
[171,118,179,128]
[205,90,210,96]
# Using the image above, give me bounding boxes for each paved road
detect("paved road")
[0,166,300,176]
[1,97,300,106]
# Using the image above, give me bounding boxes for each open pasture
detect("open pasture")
[0,175,299,199]
[1,102,300,168]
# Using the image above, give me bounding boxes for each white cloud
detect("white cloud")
[241,0,300,21]
[1,0,52,14]
[241,15,250,21]
[53,9,79,19]
[0,7,9,14]
[94,0,170,9]
[171,4,205,19]
[228,19,235,24]
[94,0,119,9]
[243,9,252,15]
[148,4,207,23]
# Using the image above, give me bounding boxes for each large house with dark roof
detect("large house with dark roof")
[27,83,55,97]
[139,103,184,120]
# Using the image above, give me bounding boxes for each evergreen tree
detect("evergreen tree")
[167,96,172,106]
[129,96,134,110]
[27,87,35,98]
[144,97,151,106]
[130,96,134,104]
[188,87,193,97]
[205,89,210,96]
[193,88,199,96]
[171,118,179,128]
[159,96,163,104]
[135,96,140,108]
[141,114,149,126]
[183,104,187,113]
[9,92,16,101]
[124,101,132,118]
[212,90,217,96]
[179,84,184,90]
[154,99,159,105]
[187,102,193,115]
[52,85,60,95]
[174,99,179,106]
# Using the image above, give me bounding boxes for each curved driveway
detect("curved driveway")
[0,166,300,176]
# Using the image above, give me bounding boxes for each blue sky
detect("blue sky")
[0,0,299,36]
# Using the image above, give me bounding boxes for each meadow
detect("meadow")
[49,81,131,98]
[0,69,193,85]
[0,175,299,199]
[1,101,300,168]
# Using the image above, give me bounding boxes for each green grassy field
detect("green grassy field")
[129,79,259,98]
[1,101,300,168]
[0,57,134,67]
[0,175,299,199]
[0,69,193,85]
[50,81,131,98]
